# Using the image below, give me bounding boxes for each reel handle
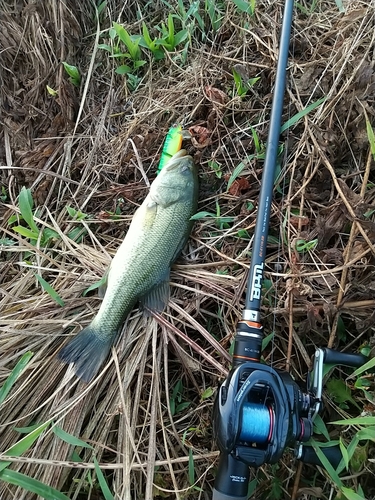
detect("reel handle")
[322,348,367,368]
[213,452,250,500]
[299,444,342,469]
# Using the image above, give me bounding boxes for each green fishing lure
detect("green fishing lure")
[157,124,183,174]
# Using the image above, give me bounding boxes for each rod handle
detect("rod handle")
[299,444,342,469]
[213,453,249,500]
[322,348,367,368]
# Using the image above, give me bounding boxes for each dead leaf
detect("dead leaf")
[296,486,324,498]
[290,215,309,228]
[228,177,250,196]
[204,85,229,105]
[188,125,211,149]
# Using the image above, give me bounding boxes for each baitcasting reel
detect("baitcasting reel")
[212,325,367,500]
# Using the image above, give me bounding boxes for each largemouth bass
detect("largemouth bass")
[58,150,198,382]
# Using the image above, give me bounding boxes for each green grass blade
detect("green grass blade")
[0,351,33,406]
[14,424,44,433]
[53,425,93,449]
[94,457,115,500]
[188,448,195,485]
[227,154,257,191]
[365,117,375,160]
[18,187,39,234]
[0,421,50,472]
[351,356,375,377]
[0,469,70,500]
[280,97,326,133]
[12,225,39,240]
[330,417,375,426]
[310,439,343,487]
[35,274,65,307]
[341,486,366,500]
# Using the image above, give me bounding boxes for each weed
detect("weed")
[9,187,59,248]
[139,22,164,60]
[233,68,260,97]
[191,202,235,230]
[365,114,375,161]
[295,238,318,253]
[62,62,81,87]
[35,274,65,307]
[208,159,223,178]
[46,85,58,96]
[0,355,114,499]
[169,379,190,415]
[232,0,256,16]
[0,352,33,406]
[158,14,189,51]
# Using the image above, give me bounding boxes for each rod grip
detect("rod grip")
[213,453,250,500]
[322,348,367,368]
[300,445,342,469]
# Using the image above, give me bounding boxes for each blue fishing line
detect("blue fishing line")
[239,403,273,444]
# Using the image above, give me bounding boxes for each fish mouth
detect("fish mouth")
[164,149,194,170]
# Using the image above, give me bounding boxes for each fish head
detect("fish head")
[152,149,198,205]
[163,149,194,174]
[158,149,197,187]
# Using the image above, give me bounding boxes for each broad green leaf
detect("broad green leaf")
[201,387,214,400]
[174,29,189,46]
[356,427,375,441]
[12,225,38,240]
[341,486,366,500]
[46,85,58,96]
[326,378,358,408]
[41,228,59,245]
[232,0,254,14]
[94,457,115,500]
[52,425,93,449]
[0,421,50,472]
[62,62,80,84]
[176,402,190,413]
[313,414,330,441]
[112,23,140,59]
[18,187,38,234]
[0,469,69,500]
[97,43,112,52]
[0,238,16,245]
[0,351,33,406]
[261,332,274,351]
[35,274,65,307]
[133,60,147,69]
[280,97,326,133]
[115,65,133,75]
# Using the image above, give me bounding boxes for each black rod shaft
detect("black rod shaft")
[243,0,294,318]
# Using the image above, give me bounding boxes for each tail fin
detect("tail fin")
[58,326,115,382]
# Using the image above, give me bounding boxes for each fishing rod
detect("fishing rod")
[212,1,367,499]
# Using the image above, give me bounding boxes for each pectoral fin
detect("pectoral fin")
[140,275,170,316]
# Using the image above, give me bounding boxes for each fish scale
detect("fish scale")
[58,150,198,381]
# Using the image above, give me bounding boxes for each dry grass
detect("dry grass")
[1,0,375,499]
